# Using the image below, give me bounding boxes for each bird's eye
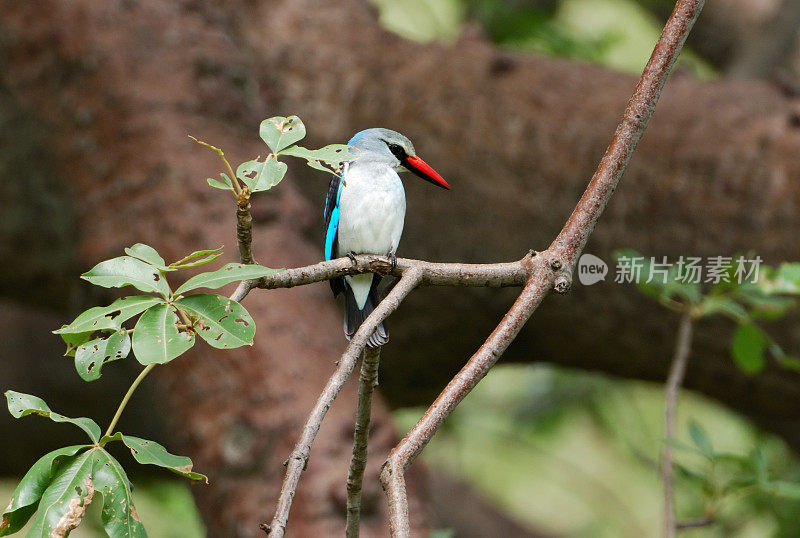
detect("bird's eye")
[387,143,405,159]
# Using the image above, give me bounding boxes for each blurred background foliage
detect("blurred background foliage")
[370,0,714,75]
[3,1,796,536]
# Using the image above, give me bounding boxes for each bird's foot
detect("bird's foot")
[346,251,358,265]
[386,252,397,271]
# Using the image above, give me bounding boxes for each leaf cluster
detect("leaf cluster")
[670,421,800,518]
[198,115,357,195]
[614,250,800,374]
[54,244,280,371]
[3,243,281,536]
[1,392,205,537]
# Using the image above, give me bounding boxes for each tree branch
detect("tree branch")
[265,268,423,538]
[378,0,706,535]
[346,345,382,537]
[236,190,256,265]
[230,254,530,303]
[662,312,694,538]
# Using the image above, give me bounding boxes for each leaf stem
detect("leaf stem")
[188,135,243,195]
[104,363,156,439]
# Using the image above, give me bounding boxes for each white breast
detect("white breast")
[336,162,406,258]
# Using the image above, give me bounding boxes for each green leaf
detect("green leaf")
[131,304,195,365]
[751,448,768,485]
[673,462,708,486]
[173,262,282,295]
[699,296,749,323]
[237,157,288,192]
[778,355,800,373]
[775,263,800,292]
[688,420,714,458]
[5,391,101,443]
[280,144,357,165]
[81,256,170,297]
[60,331,93,358]
[54,296,163,335]
[0,446,87,536]
[91,449,147,537]
[123,243,166,269]
[207,173,233,190]
[168,247,223,269]
[731,324,767,374]
[119,435,208,482]
[26,450,96,537]
[662,277,702,306]
[74,330,131,382]
[259,115,306,153]
[766,480,800,499]
[304,159,337,174]
[175,294,255,349]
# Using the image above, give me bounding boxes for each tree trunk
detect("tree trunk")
[2,0,800,535]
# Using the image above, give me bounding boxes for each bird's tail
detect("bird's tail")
[344,276,388,348]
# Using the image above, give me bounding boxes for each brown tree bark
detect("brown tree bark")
[2,0,800,536]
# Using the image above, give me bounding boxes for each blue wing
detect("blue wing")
[324,172,343,261]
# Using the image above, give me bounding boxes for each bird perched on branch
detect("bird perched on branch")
[324,128,450,347]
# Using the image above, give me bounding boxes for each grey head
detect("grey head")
[346,128,450,189]
[347,128,415,170]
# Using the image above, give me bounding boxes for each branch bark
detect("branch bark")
[346,346,382,537]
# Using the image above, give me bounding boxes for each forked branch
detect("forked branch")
[253,0,704,534]
[379,0,706,535]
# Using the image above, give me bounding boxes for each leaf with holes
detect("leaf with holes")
[280,144,357,166]
[54,296,162,335]
[5,391,101,443]
[131,304,195,365]
[259,115,306,153]
[74,330,131,382]
[124,243,168,270]
[175,294,255,349]
[25,450,96,538]
[82,256,170,297]
[60,331,93,358]
[119,435,207,482]
[168,247,223,269]
[0,445,87,536]
[174,263,282,295]
[91,449,147,537]
[237,157,288,192]
[731,323,767,374]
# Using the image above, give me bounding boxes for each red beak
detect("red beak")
[403,155,450,190]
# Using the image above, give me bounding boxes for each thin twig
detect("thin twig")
[265,268,423,538]
[378,0,706,535]
[346,346,382,537]
[663,312,694,538]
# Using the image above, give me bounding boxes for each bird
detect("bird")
[324,128,450,347]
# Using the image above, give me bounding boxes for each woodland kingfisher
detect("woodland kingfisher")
[324,128,450,347]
